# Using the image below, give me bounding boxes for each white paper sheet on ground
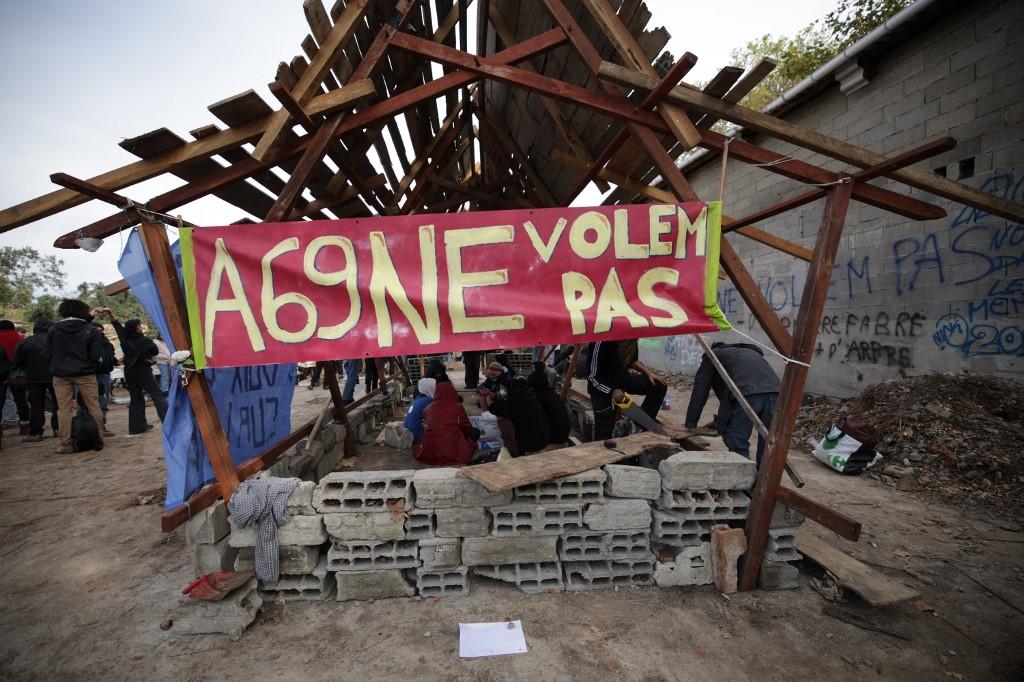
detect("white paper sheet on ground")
[459,620,528,658]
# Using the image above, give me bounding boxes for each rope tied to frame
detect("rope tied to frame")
[725,325,812,368]
[718,137,732,205]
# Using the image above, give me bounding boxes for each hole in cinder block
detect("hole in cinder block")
[958,157,974,179]
[934,165,947,177]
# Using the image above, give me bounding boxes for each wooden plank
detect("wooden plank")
[776,485,861,541]
[797,532,919,607]
[599,61,1024,224]
[253,0,372,161]
[695,58,776,129]
[459,431,677,492]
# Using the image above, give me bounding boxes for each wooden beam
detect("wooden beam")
[268,80,319,130]
[599,61,1024,224]
[776,486,861,541]
[740,181,855,591]
[695,58,776,129]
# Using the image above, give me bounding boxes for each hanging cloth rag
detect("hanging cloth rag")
[226,477,299,583]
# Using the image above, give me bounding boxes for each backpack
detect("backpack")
[71,412,102,452]
[574,343,593,379]
[96,339,115,375]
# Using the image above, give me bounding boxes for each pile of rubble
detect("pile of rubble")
[795,373,1024,515]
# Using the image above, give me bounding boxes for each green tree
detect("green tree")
[0,246,66,316]
[731,0,913,111]
[75,281,154,330]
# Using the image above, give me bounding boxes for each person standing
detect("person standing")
[13,318,58,442]
[365,358,379,393]
[341,359,362,403]
[586,339,667,441]
[91,323,116,435]
[462,350,481,389]
[0,320,30,437]
[46,300,106,453]
[684,342,780,466]
[153,334,171,395]
[101,309,168,434]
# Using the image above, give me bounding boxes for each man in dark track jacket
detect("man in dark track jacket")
[99,309,168,435]
[684,342,780,465]
[47,300,106,453]
[586,339,667,441]
[13,318,58,441]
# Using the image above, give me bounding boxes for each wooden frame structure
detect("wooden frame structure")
[3,0,1021,591]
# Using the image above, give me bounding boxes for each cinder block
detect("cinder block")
[462,536,559,566]
[327,539,420,571]
[710,524,747,594]
[658,489,751,521]
[324,424,345,452]
[314,470,415,512]
[435,507,490,538]
[758,560,799,590]
[769,504,806,528]
[323,511,406,541]
[286,481,317,516]
[583,499,651,531]
[659,451,757,491]
[514,469,606,504]
[412,468,512,507]
[559,531,652,561]
[186,500,230,545]
[172,577,261,641]
[604,464,661,500]
[563,559,654,590]
[651,509,712,547]
[234,545,321,575]
[765,527,802,562]
[228,514,326,547]
[335,569,416,601]
[490,502,584,536]
[416,566,470,597]
[406,508,436,539]
[473,561,564,593]
[260,557,334,601]
[419,537,462,570]
[317,424,337,453]
[192,537,238,576]
[384,422,413,450]
[653,543,712,587]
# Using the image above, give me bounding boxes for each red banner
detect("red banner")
[180,202,730,368]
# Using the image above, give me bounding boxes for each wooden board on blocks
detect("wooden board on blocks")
[797,531,919,607]
[458,431,679,492]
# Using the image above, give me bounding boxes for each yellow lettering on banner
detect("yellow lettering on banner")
[594,268,649,334]
[648,204,675,256]
[261,237,317,343]
[569,211,611,259]
[204,237,266,356]
[369,226,440,347]
[674,205,708,259]
[445,225,524,333]
[303,236,360,340]
[613,208,648,259]
[561,271,596,335]
[523,218,566,263]
[638,267,688,328]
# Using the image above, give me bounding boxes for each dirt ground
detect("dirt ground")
[1,373,1022,681]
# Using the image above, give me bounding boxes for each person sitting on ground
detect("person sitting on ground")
[99,309,168,435]
[587,339,667,441]
[684,342,780,466]
[486,375,550,455]
[46,300,106,453]
[13,318,58,442]
[425,357,450,384]
[478,361,511,396]
[414,380,480,466]
[404,377,435,444]
[528,361,571,445]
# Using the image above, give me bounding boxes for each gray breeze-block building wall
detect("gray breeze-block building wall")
[641,0,1023,397]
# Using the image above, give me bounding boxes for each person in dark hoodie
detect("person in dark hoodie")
[486,375,550,455]
[528,361,571,445]
[684,342,780,466]
[46,300,106,453]
[587,339,667,441]
[98,308,168,434]
[13,318,58,442]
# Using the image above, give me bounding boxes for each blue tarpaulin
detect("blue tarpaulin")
[117,228,296,510]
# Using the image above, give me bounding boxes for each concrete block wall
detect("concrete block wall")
[189,447,805,601]
[640,0,1023,397]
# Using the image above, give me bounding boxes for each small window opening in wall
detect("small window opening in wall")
[934,165,947,177]
[959,157,975,179]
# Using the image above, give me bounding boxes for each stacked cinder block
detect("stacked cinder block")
[758,503,805,589]
[186,500,237,577]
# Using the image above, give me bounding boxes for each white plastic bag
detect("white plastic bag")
[813,424,882,475]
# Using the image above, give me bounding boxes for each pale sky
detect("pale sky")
[0,0,835,292]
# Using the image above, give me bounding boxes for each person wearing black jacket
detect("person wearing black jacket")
[684,342,780,465]
[586,339,667,441]
[99,309,168,434]
[46,300,106,453]
[13,318,58,442]
[527,362,571,445]
[486,375,550,455]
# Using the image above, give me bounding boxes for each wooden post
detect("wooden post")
[136,218,240,501]
[739,181,855,591]
[559,344,582,401]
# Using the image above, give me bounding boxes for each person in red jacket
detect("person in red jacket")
[413,381,480,466]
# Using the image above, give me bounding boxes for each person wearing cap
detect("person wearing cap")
[45,300,106,453]
[403,377,435,443]
[98,308,168,435]
[479,361,511,395]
